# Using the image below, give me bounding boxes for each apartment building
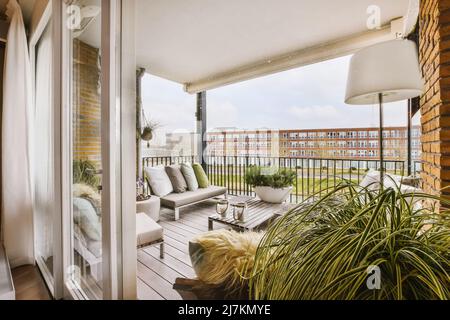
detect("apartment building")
[205,128,279,157]
[205,126,421,161]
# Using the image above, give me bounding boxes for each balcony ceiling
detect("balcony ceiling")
[136,0,414,92]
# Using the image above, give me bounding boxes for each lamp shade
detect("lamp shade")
[345,39,424,105]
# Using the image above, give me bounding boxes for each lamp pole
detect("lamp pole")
[379,93,384,186]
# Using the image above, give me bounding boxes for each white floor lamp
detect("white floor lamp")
[345,39,424,185]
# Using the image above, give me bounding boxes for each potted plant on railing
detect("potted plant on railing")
[244,166,296,204]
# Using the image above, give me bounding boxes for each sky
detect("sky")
[141,55,420,143]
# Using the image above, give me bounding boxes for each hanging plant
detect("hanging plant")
[140,109,161,147]
[140,126,154,141]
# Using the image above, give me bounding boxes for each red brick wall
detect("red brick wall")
[419,0,450,197]
[72,39,102,167]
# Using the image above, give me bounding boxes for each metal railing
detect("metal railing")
[143,155,199,168]
[142,155,407,202]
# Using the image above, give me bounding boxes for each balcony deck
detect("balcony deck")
[137,200,227,300]
[136,156,420,300]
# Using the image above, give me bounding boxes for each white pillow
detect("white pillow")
[384,175,420,192]
[73,197,102,241]
[145,165,174,197]
[181,163,199,191]
[360,170,406,191]
[359,170,381,190]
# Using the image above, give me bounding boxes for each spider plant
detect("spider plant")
[249,182,450,300]
[73,159,101,189]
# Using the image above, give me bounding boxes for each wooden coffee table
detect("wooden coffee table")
[208,197,295,231]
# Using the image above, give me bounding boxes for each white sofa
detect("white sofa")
[161,186,227,220]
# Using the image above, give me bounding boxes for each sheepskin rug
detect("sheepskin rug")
[189,230,264,294]
[73,183,101,210]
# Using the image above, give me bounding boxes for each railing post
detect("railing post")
[196,92,207,171]
[245,156,250,196]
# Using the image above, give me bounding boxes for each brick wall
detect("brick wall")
[72,39,102,167]
[419,0,450,197]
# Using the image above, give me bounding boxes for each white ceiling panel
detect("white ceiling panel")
[136,0,412,88]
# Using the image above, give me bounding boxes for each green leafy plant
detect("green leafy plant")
[73,159,100,189]
[244,166,296,189]
[249,182,450,300]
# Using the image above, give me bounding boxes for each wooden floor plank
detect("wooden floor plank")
[138,250,185,281]
[161,227,190,245]
[162,219,206,233]
[137,262,182,300]
[142,247,196,279]
[11,265,51,300]
[160,221,198,238]
[137,278,164,300]
[148,240,192,266]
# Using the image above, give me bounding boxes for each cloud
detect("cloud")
[287,105,346,128]
[207,101,239,129]
[289,105,341,120]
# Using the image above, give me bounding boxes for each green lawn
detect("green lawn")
[207,164,406,199]
[208,173,359,199]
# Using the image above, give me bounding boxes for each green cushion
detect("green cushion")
[192,163,210,188]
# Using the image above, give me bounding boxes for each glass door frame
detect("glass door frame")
[51,0,137,300]
[29,0,55,298]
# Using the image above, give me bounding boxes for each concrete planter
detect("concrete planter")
[254,186,293,204]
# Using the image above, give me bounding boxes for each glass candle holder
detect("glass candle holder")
[216,199,229,218]
[233,202,246,222]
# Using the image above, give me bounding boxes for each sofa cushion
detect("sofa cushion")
[145,165,174,197]
[359,170,381,190]
[161,186,227,208]
[165,165,188,193]
[360,170,423,210]
[181,163,199,191]
[74,224,102,259]
[193,163,210,188]
[73,197,102,241]
[360,170,404,191]
[136,213,164,246]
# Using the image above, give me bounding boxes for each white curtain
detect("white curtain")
[34,24,53,262]
[1,0,34,267]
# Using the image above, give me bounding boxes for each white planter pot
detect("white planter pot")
[254,186,293,204]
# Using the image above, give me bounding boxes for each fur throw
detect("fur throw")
[73,183,101,213]
[189,230,264,295]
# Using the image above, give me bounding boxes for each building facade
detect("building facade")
[204,126,421,161]
[205,128,278,158]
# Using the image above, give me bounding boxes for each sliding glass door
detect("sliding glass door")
[51,0,127,300]
[33,0,136,300]
[68,0,104,299]
[60,0,136,300]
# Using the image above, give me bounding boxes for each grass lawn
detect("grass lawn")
[208,173,360,199]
